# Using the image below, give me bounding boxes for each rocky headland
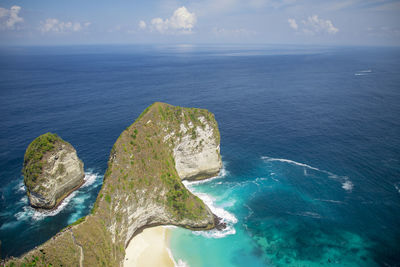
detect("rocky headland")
[22,133,85,209]
[7,102,223,266]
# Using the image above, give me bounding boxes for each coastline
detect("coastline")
[49,178,86,211]
[124,226,175,267]
[28,173,87,211]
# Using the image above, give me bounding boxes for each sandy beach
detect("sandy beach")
[124,226,175,267]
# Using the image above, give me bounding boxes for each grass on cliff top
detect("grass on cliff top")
[96,102,218,221]
[22,132,63,190]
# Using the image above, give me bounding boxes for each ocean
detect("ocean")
[0,45,399,266]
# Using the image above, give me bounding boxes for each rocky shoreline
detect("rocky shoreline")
[31,178,86,211]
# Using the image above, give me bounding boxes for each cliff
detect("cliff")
[173,115,222,180]
[6,102,222,266]
[22,133,85,209]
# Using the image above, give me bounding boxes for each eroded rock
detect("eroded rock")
[22,133,84,209]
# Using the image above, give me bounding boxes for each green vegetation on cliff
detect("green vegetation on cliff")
[22,132,85,210]
[22,133,63,189]
[7,102,221,267]
[95,102,216,221]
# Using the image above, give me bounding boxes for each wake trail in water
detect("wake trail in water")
[261,157,321,171]
[355,69,372,76]
[261,156,354,192]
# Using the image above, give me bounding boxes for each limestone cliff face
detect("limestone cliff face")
[9,103,222,267]
[172,116,222,180]
[96,102,220,251]
[22,133,85,209]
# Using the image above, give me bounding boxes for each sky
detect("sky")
[0,0,399,46]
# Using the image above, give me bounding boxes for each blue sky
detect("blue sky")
[0,0,399,46]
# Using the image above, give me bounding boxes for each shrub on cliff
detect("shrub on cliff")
[23,133,61,189]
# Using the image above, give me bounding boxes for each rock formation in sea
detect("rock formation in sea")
[22,133,85,209]
[7,102,222,266]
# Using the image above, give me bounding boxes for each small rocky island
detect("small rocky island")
[22,133,85,209]
[7,102,222,266]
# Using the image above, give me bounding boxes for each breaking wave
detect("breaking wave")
[167,246,190,267]
[190,192,237,238]
[182,165,237,239]
[16,191,78,221]
[14,171,101,222]
[184,163,229,186]
[15,181,26,193]
[81,171,99,188]
[175,259,190,267]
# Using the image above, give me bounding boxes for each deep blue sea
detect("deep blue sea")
[0,45,399,266]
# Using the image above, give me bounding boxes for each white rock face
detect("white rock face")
[173,117,222,180]
[27,143,85,209]
[122,191,214,247]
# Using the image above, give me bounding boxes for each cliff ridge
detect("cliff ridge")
[8,102,222,266]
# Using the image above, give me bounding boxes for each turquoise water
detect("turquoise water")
[0,45,399,265]
[170,159,380,266]
[171,157,378,266]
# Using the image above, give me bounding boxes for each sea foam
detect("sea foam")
[175,259,190,267]
[14,171,101,221]
[184,163,229,186]
[16,191,78,221]
[167,246,190,267]
[182,165,238,239]
[341,180,354,191]
[81,171,99,188]
[16,181,26,193]
[180,189,238,238]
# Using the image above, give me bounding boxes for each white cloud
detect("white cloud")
[288,15,338,35]
[169,7,196,31]
[151,17,168,33]
[288,18,298,30]
[302,15,339,35]
[0,5,23,30]
[40,18,91,33]
[139,20,146,29]
[145,6,196,34]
